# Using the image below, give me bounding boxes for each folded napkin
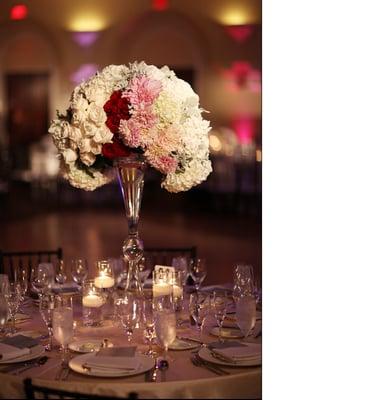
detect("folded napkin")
[51,283,80,294]
[83,356,140,373]
[209,342,261,363]
[1,335,39,349]
[0,343,31,361]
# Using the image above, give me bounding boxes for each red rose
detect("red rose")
[103,90,130,133]
[105,115,120,134]
[102,137,131,159]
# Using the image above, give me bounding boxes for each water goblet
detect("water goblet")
[235,295,257,338]
[153,294,176,362]
[31,263,55,297]
[189,258,207,291]
[39,293,56,351]
[211,291,228,342]
[52,305,73,363]
[114,295,139,342]
[71,259,88,290]
[0,274,9,295]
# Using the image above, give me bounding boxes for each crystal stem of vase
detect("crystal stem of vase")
[116,156,146,296]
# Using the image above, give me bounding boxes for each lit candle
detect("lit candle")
[94,272,115,289]
[82,293,104,308]
[153,281,172,298]
[173,284,183,299]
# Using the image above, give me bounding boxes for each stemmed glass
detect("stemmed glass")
[172,257,189,285]
[211,291,228,342]
[0,295,9,337]
[189,258,207,291]
[5,283,22,333]
[0,274,9,294]
[153,293,176,363]
[235,295,257,338]
[31,263,55,298]
[70,259,88,290]
[137,257,151,290]
[55,260,67,285]
[52,302,73,364]
[114,295,139,342]
[39,293,56,351]
[141,299,157,356]
[189,292,210,338]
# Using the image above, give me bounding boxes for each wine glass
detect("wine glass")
[114,295,139,342]
[235,295,257,338]
[172,257,189,284]
[233,264,254,299]
[55,260,67,285]
[211,291,228,342]
[153,294,176,362]
[5,283,22,333]
[31,263,55,297]
[39,293,56,351]
[70,259,88,289]
[189,292,210,337]
[0,295,9,337]
[189,258,207,291]
[141,300,157,356]
[52,304,73,363]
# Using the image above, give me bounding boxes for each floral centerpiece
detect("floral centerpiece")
[49,62,212,193]
[49,62,212,294]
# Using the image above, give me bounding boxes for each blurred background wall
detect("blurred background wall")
[0,0,261,284]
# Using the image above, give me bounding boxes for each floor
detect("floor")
[0,183,261,285]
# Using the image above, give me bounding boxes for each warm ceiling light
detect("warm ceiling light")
[217,5,259,26]
[10,4,28,20]
[152,0,168,11]
[68,14,107,32]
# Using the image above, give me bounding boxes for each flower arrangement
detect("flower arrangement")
[49,62,212,192]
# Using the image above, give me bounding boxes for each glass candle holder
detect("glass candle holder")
[82,280,105,326]
[152,269,174,298]
[172,270,184,311]
[94,260,115,289]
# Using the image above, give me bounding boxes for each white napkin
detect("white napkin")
[211,342,261,363]
[83,356,140,373]
[0,343,31,361]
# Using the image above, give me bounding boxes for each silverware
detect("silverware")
[177,336,203,345]
[61,364,70,381]
[191,354,228,375]
[55,360,69,380]
[11,356,49,375]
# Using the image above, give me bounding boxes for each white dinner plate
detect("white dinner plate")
[198,346,261,367]
[0,345,45,364]
[168,338,199,351]
[69,339,114,353]
[69,353,155,377]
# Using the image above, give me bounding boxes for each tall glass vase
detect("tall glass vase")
[116,154,146,297]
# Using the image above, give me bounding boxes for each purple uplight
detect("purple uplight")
[72,32,99,48]
[70,64,99,85]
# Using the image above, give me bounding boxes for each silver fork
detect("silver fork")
[191,354,229,375]
[55,360,69,380]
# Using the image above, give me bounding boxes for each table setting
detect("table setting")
[0,258,261,399]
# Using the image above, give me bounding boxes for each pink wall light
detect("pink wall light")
[233,117,255,145]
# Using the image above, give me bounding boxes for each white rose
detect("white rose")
[71,96,88,112]
[87,102,107,126]
[62,148,77,164]
[68,126,82,143]
[82,121,98,138]
[93,127,113,144]
[80,152,96,166]
[79,138,93,153]
[48,120,71,140]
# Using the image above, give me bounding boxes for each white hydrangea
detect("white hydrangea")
[62,163,114,191]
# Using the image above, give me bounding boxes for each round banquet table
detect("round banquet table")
[0,293,262,399]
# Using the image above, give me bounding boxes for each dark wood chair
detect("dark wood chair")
[0,248,63,281]
[23,378,138,399]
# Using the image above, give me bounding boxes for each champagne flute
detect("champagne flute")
[52,304,73,363]
[39,293,55,351]
[70,259,88,290]
[235,295,257,338]
[189,258,207,291]
[0,295,9,337]
[5,283,22,333]
[141,300,156,356]
[211,291,228,342]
